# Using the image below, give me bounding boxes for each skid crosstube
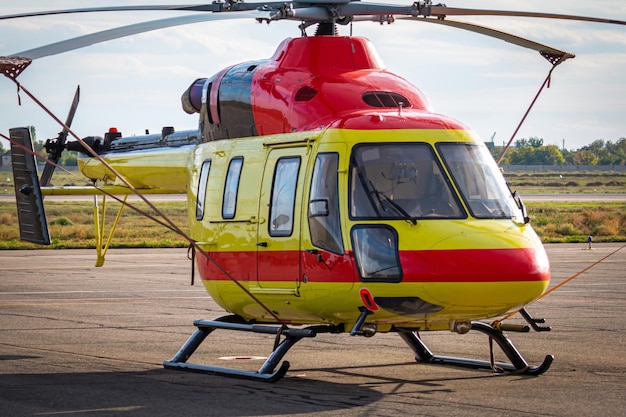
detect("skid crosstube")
[398,321,554,376]
[163,315,340,382]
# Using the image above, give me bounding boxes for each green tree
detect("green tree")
[495,136,626,165]
[514,138,528,147]
[528,137,544,148]
[33,139,45,154]
[508,145,537,165]
[502,137,564,165]
[610,138,626,165]
[601,138,626,165]
[27,125,37,142]
[59,151,78,166]
[586,139,605,152]
[561,148,575,165]
[534,145,565,165]
[572,149,599,165]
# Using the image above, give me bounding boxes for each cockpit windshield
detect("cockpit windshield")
[349,143,465,220]
[437,143,523,220]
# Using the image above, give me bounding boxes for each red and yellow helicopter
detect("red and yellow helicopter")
[2,1,625,382]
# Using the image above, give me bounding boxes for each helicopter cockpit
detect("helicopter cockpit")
[348,142,523,222]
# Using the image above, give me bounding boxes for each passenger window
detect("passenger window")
[269,157,301,237]
[222,157,243,219]
[196,159,211,220]
[308,153,343,254]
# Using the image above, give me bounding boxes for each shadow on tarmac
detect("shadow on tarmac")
[0,367,385,416]
[0,362,507,416]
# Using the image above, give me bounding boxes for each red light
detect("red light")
[108,127,118,133]
[359,288,378,311]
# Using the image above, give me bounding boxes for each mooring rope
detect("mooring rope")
[1,130,181,234]
[496,61,561,165]
[3,80,286,325]
[497,243,626,323]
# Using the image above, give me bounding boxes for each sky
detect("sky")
[0,0,625,152]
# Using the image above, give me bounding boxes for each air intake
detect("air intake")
[363,91,410,108]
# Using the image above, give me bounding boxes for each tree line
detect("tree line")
[490,137,626,166]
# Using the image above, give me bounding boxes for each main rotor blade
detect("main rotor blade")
[427,6,626,26]
[11,11,266,60]
[40,85,80,187]
[399,17,575,64]
[6,2,625,26]
[0,5,207,20]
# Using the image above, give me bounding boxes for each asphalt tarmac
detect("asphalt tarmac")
[1,243,624,417]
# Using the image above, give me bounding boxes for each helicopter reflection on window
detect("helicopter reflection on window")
[437,143,522,220]
[349,143,464,221]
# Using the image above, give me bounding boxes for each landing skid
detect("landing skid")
[163,315,341,382]
[397,321,554,376]
[165,316,553,382]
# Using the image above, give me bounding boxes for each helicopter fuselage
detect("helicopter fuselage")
[79,35,550,333]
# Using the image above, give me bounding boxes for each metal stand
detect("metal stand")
[398,321,553,375]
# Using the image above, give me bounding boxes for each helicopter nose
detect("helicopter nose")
[433,229,549,279]
[412,231,550,310]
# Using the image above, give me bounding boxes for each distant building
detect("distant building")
[1,151,11,168]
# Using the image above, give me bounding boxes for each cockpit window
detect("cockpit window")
[437,143,522,220]
[308,153,344,254]
[349,143,464,221]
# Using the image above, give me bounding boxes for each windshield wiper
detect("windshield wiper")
[369,181,417,225]
[512,190,530,224]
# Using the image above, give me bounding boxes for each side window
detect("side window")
[308,153,343,254]
[196,159,212,220]
[351,225,402,282]
[222,156,243,219]
[269,157,301,237]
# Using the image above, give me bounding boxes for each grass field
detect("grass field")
[0,169,624,249]
[0,200,624,249]
[0,200,190,249]
[503,170,626,194]
[526,201,625,243]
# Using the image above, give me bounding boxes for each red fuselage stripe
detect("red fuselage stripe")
[197,247,549,283]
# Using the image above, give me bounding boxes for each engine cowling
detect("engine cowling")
[181,36,432,142]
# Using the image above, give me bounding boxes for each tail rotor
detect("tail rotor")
[40,84,80,186]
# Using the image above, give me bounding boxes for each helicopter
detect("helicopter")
[2,1,625,382]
